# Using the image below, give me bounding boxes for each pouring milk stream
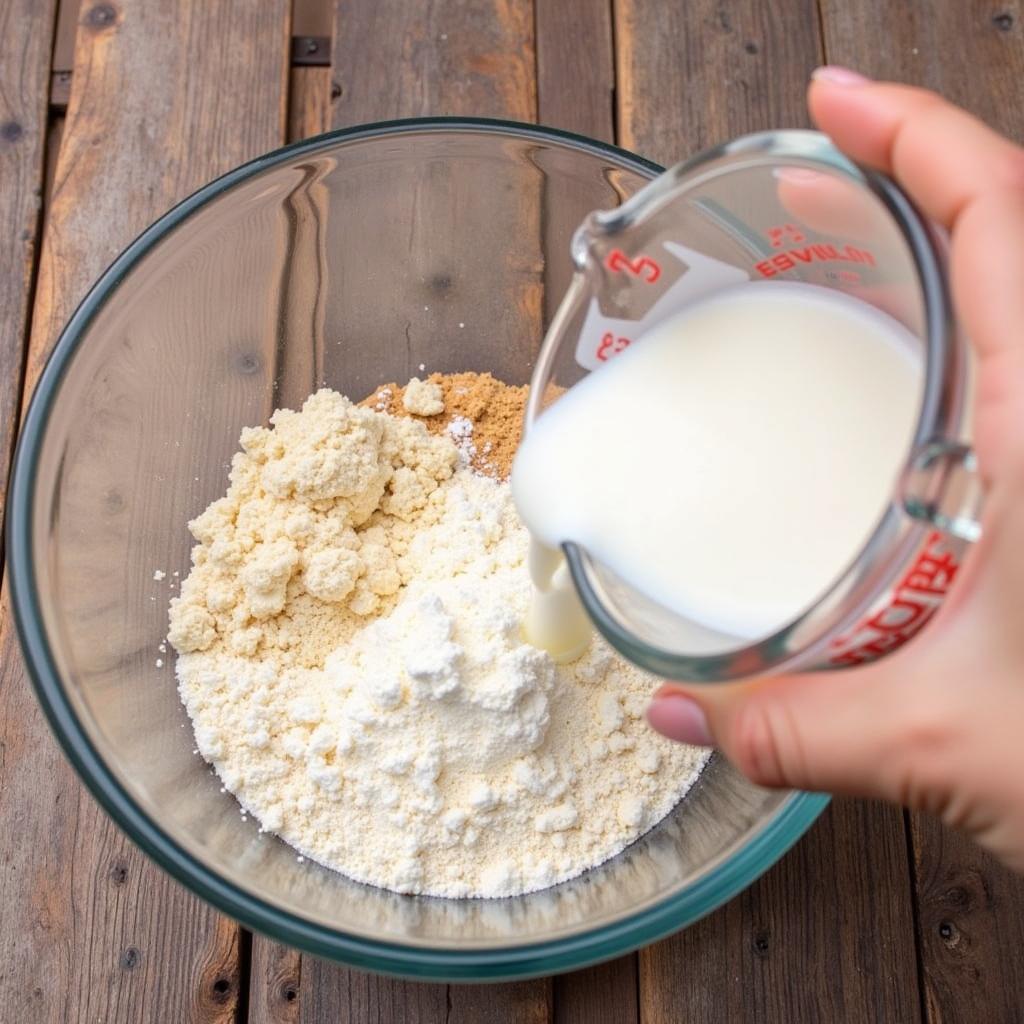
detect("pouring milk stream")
[511,280,922,662]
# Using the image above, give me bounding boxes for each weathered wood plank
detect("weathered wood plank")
[249,938,302,1024]
[910,820,1024,1024]
[536,0,615,142]
[332,0,535,124]
[615,4,924,1020]
[303,967,449,1022]
[639,801,922,1022]
[288,67,333,143]
[0,6,59,1020]
[614,0,822,162]
[0,0,59,536]
[820,0,1024,133]
[292,0,333,39]
[819,4,1024,1019]
[0,2,289,1021]
[449,980,554,1022]
[554,956,639,1024]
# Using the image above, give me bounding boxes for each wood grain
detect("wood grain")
[614,0,823,163]
[25,0,289,392]
[820,0,1024,134]
[449,980,554,1022]
[249,938,302,1024]
[302,968,449,1022]
[0,0,59,538]
[291,966,555,1024]
[266,968,557,1024]
[639,801,922,1022]
[910,820,1024,1024]
[536,0,615,142]
[292,0,333,38]
[554,956,639,1024]
[288,67,333,143]
[332,0,535,124]
[0,1,289,1021]
[819,4,1024,1019]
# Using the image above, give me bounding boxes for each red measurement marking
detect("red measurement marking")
[755,243,876,278]
[827,269,862,285]
[596,331,632,362]
[827,532,958,667]
[606,249,661,283]
[767,223,806,248]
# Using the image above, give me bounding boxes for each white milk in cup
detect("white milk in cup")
[512,131,983,683]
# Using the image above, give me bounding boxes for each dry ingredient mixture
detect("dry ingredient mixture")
[363,371,528,479]
[168,372,707,898]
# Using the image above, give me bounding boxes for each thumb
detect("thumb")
[647,660,928,802]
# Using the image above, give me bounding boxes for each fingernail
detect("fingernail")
[811,65,871,87]
[774,167,822,185]
[646,695,713,747]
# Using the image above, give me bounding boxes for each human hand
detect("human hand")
[647,67,1024,872]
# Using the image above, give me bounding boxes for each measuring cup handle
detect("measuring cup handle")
[900,440,983,542]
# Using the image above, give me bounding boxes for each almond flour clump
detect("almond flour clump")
[401,376,445,416]
[168,389,456,668]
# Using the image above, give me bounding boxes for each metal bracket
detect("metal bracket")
[291,36,331,67]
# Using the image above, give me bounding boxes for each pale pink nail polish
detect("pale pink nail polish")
[646,696,713,747]
[811,65,871,87]
[774,167,822,185]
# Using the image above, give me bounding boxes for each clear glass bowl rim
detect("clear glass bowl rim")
[7,116,828,981]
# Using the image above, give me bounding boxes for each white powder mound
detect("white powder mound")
[172,388,707,898]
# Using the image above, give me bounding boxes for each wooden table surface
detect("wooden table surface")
[2,0,1024,1020]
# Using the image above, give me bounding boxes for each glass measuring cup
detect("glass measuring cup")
[525,130,983,683]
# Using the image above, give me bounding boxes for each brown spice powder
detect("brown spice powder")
[361,372,529,479]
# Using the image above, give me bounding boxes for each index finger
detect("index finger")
[808,73,1024,230]
[808,72,1024,476]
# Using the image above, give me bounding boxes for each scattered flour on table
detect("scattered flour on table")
[170,384,707,898]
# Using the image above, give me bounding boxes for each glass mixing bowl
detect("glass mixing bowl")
[9,120,827,980]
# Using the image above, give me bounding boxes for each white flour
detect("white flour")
[171,388,707,897]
